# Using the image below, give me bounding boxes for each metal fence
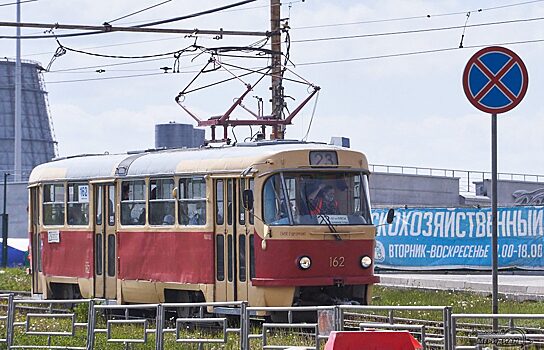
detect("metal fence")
[0,295,542,350]
[370,164,544,194]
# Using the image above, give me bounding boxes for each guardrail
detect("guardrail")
[0,295,542,350]
[370,164,544,194]
[451,314,544,350]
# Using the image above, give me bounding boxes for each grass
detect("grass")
[373,285,544,315]
[0,267,30,292]
[1,269,544,349]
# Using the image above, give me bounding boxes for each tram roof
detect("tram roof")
[28,141,367,183]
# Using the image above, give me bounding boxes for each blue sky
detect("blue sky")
[1,0,543,174]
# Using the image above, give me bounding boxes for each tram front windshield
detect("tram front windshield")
[263,172,372,226]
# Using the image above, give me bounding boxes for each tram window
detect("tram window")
[107,235,115,277]
[215,180,224,225]
[96,234,103,276]
[37,233,42,272]
[239,235,246,282]
[263,175,289,225]
[216,235,225,281]
[249,234,255,279]
[43,184,65,226]
[227,179,233,226]
[108,186,115,226]
[67,183,90,226]
[239,181,246,225]
[149,178,175,226]
[179,177,207,226]
[95,187,103,226]
[249,179,254,225]
[227,235,233,282]
[263,172,372,225]
[120,180,146,225]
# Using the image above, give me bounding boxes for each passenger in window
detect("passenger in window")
[162,214,175,225]
[308,184,339,215]
[190,203,205,225]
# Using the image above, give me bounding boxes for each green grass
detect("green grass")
[0,267,30,292]
[373,285,544,314]
[1,269,544,349]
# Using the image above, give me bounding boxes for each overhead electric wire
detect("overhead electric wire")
[23,36,188,57]
[0,0,37,7]
[292,16,544,43]
[0,0,259,40]
[292,0,544,30]
[42,35,544,84]
[46,72,166,84]
[105,0,173,24]
[296,38,544,67]
[133,0,256,28]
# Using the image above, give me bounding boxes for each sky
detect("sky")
[1,0,544,175]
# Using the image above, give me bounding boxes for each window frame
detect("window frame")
[178,176,207,226]
[149,177,176,226]
[42,183,66,227]
[67,182,90,226]
[120,179,147,226]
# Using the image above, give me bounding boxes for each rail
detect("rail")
[451,313,544,350]
[370,164,544,194]
[0,295,542,350]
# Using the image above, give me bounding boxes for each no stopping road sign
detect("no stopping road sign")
[463,46,528,114]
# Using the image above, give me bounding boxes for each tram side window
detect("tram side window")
[67,183,89,226]
[149,178,175,225]
[179,177,207,226]
[121,180,146,225]
[43,184,65,226]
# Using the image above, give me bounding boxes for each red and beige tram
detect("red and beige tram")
[28,140,387,307]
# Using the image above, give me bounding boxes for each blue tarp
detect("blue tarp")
[0,244,28,267]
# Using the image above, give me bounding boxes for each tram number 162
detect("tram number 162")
[329,256,345,268]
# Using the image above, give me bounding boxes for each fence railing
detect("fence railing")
[0,295,542,350]
[370,164,544,194]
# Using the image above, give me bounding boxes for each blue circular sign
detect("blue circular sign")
[463,46,528,114]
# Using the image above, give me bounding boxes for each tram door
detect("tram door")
[29,186,43,294]
[93,184,117,299]
[236,178,254,302]
[215,178,250,301]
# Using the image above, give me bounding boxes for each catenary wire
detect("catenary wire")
[295,38,544,67]
[0,0,258,39]
[0,0,37,7]
[43,37,544,84]
[292,0,544,30]
[292,16,544,43]
[106,0,173,24]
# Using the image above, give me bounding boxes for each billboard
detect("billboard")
[372,206,544,270]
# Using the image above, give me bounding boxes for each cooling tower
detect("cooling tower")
[0,60,57,181]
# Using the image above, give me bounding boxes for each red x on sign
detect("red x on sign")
[463,46,528,114]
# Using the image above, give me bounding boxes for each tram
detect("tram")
[28,140,391,307]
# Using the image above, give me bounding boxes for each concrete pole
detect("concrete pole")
[14,0,22,181]
[270,0,284,139]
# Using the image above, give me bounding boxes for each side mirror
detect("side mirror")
[386,208,395,224]
[242,189,254,211]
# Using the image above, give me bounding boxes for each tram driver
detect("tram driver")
[308,183,339,215]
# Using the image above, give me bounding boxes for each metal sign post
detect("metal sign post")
[463,46,528,329]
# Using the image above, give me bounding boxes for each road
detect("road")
[377,272,544,301]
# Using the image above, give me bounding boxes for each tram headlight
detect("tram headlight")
[360,255,372,269]
[298,256,312,270]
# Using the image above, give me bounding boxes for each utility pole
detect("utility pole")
[14,0,22,182]
[270,0,284,139]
